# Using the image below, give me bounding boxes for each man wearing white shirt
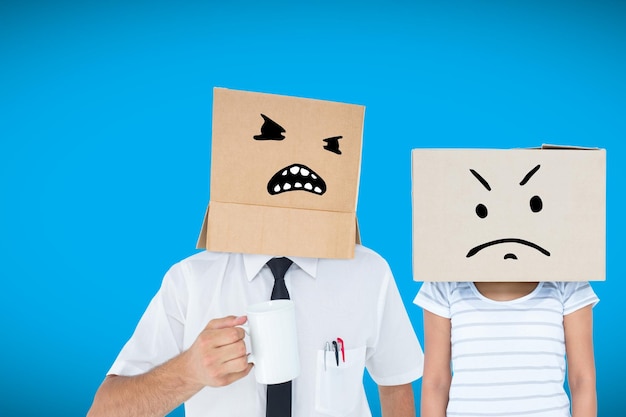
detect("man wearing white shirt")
[88,88,424,416]
[88,248,423,416]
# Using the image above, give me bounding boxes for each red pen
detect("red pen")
[337,337,345,363]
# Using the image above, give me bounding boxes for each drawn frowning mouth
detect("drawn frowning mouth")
[466,238,551,259]
[267,163,326,195]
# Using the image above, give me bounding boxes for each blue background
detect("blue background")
[1,1,624,415]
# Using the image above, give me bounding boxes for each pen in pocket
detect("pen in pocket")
[324,338,346,370]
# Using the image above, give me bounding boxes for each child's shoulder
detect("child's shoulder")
[542,281,593,295]
[419,281,472,297]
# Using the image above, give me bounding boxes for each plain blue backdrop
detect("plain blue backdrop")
[1,1,624,416]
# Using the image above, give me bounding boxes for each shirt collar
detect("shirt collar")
[243,253,318,281]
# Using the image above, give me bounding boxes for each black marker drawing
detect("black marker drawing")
[254,114,286,140]
[267,163,326,195]
[470,169,491,191]
[475,203,488,219]
[467,165,549,260]
[530,195,543,212]
[520,164,541,186]
[470,169,491,219]
[323,136,343,155]
[466,238,551,258]
[255,115,341,196]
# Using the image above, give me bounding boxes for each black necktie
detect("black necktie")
[266,257,294,417]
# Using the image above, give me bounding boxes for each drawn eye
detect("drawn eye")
[475,204,488,219]
[323,136,342,155]
[253,114,285,141]
[530,195,543,213]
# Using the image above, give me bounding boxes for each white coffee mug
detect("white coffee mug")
[242,299,300,385]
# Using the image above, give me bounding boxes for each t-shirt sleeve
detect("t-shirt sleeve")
[561,281,600,316]
[365,269,424,386]
[107,263,187,376]
[413,281,452,319]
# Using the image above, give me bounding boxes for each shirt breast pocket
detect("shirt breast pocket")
[315,346,366,416]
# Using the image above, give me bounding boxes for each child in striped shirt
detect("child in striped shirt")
[414,280,598,417]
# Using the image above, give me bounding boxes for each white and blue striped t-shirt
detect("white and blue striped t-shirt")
[414,281,599,417]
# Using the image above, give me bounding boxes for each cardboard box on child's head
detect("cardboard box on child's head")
[412,145,606,282]
[197,88,364,258]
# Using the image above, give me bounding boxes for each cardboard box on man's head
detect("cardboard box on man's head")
[412,146,606,282]
[197,88,364,259]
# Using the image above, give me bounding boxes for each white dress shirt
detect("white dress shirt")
[109,244,424,417]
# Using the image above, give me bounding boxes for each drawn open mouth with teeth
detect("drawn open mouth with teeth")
[267,163,327,195]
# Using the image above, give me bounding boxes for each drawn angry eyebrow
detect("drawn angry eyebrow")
[520,164,541,186]
[253,114,285,141]
[469,169,491,191]
[323,136,342,155]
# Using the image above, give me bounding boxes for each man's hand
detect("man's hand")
[88,315,254,417]
[184,315,254,387]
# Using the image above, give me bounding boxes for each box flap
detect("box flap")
[197,202,358,258]
[541,143,600,150]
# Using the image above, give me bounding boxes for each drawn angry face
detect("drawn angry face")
[253,114,343,197]
[466,165,551,260]
[410,147,605,282]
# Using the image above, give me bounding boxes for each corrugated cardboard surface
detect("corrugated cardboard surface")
[202,202,357,258]
[412,147,606,282]
[198,88,364,258]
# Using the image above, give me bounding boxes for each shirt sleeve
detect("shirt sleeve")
[413,281,452,319]
[561,281,600,316]
[365,269,424,386]
[108,263,187,376]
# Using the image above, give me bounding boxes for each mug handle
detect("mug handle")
[237,324,255,364]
